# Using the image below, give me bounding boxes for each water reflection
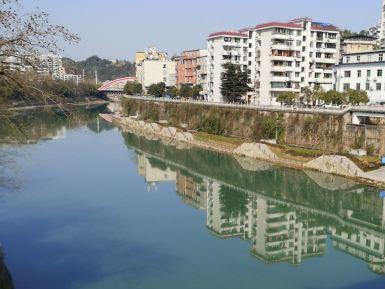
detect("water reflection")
[123,132,385,275]
[0,247,14,289]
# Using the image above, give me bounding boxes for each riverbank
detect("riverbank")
[100,113,385,187]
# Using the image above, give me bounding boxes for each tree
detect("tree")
[124,81,142,95]
[166,86,179,98]
[0,0,79,92]
[220,63,251,103]
[192,84,203,99]
[276,91,297,105]
[345,89,369,105]
[179,84,192,99]
[147,82,165,98]
[301,86,314,105]
[313,86,325,105]
[320,90,347,105]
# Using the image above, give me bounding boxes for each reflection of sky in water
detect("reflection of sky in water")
[0,125,384,289]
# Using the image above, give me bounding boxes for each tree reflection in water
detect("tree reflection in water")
[124,131,385,275]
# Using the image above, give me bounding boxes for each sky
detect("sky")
[24,0,382,61]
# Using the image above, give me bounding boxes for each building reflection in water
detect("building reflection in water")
[135,152,385,275]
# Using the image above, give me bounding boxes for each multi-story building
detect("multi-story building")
[244,18,340,105]
[135,47,167,65]
[176,49,208,98]
[207,31,249,103]
[341,35,378,54]
[206,19,340,105]
[380,0,385,47]
[136,59,176,92]
[196,49,209,98]
[176,49,200,87]
[135,47,177,92]
[334,50,385,103]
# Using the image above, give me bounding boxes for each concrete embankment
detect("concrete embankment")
[100,114,385,187]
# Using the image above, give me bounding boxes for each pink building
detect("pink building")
[176,49,201,87]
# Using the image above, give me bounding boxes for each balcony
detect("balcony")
[271,55,296,62]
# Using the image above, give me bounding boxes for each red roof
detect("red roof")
[254,22,302,30]
[311,24,338,31]
[208,31,248,38]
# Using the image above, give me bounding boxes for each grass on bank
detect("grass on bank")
[192,131,381,171]
[194,132,244,148]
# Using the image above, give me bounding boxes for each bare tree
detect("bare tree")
[0,0,80,137]
[0,0,79,98]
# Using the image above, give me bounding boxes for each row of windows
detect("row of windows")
[345,53,384,63]
[344,69,384,78]
[343,82,383,91]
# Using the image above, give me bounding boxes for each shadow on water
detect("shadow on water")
[122,131,385,276]
[0,247,14,289]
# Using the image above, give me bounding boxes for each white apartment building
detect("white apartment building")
[334,50,385,104]
[244,18,340,105]
[380,0,385,47]
[196,49,209,98]
[207,31,249,103]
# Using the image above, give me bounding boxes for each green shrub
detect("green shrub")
[198,114,224,135]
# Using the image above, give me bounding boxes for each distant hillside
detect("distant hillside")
[62,56,135,83]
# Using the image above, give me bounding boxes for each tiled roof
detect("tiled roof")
[208,31,248,38]
[254,22,302,30]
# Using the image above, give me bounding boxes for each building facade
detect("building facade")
[245,18,340,105]
[341,35,378,54]
[207,32,249,103]
[206,19,340,105]
[176,49,200,87]
[135,47,177,92]
[380,0,385,47]
[334,49,385,104]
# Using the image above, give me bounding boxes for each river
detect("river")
[0,109,384,289]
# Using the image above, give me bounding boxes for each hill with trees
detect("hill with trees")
[62,56,135,83]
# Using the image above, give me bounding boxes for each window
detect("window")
[378,69,383,77]
[366,83,370,90]
[367,70,371,77]
[344,71,351,78]
[357,55,361,62]
[356,83,361,90]
[343,83,350,90]
[316,52,322,58]
[224,37,230,42]
[249,43,252,48]
[377,83,382,91]
[380,53,383,61]
[346,56,350,63]
[357,70,361,77]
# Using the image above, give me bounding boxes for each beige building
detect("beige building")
[342,35,378,54]
[135,47,177,92]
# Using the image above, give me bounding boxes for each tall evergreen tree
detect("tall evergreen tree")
[220,63,251,103]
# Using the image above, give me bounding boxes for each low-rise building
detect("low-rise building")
[341,35,378,54]
[334,49,385,103]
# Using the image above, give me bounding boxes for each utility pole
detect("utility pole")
[95,70,98,85]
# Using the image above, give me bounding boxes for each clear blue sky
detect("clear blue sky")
[25,0,381,61]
